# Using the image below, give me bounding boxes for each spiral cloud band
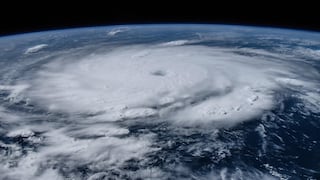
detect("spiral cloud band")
[24,45,310,126]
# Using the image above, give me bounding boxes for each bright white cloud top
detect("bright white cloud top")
[107,27,129,36]
[24,44,48,54]
[21,45,317,126]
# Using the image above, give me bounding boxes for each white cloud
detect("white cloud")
[0,84,29,102]
[107,27,129,36]
[159,40,191,46]
[7,128,35,137]
[24,44,48,54]
[0,125,157,179]
[300,91,320,113]
[0,106,21,123]
[34,169,64,180]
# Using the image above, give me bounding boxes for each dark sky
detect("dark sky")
[1,3,319,36]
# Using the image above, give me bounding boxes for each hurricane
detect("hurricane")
[0,24,320,179]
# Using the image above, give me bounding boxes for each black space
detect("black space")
[1,3,320,36]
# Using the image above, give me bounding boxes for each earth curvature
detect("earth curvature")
[0,24,320,180]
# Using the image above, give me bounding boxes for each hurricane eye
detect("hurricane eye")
[151,70,166,76]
